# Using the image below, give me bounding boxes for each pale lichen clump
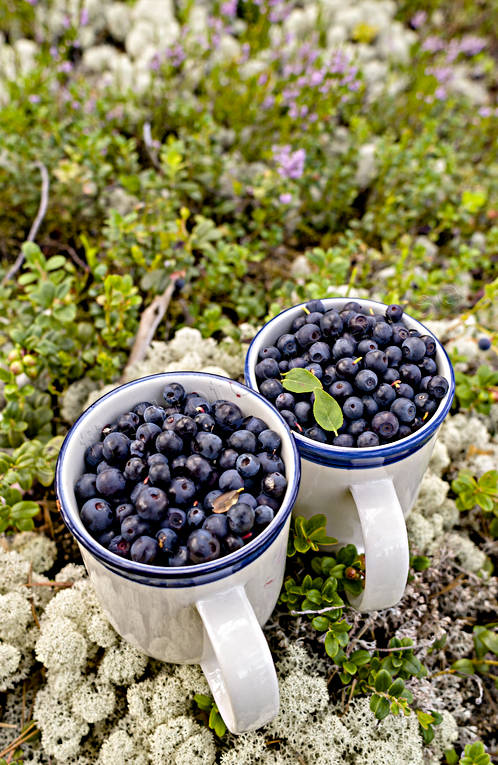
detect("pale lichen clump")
[11,531,57,573]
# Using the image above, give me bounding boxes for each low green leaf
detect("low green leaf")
[194,693,212,711]
[388,678,405,697]
[478,471,498,491]
[312,616,331,631]
[480,629,498,656]
[370,694,390,720]
[374,669,392,692]
[313,388,344,434]
[281,367,323,393]
[343,661,357,675]
[416,709,435,729]
[10,501,40,519]
[46,255,67,271]
[451,658,475,675]
[444,748,459,764]
[325,632,339,658]
[402,655,423,675]
[411,555,431,572]
[351,649,371,666]
[305,589,322,605]
[475,494,494,513]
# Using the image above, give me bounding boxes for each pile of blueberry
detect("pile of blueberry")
[255,300,450,448]
[75,384,287,566]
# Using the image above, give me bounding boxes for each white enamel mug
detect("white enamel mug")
[245,298,455,612]
[56,372,300,734]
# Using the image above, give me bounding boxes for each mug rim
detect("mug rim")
[244,297,455,464]
[56,372,301,581]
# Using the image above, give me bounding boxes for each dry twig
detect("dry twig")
[1,162,50,285]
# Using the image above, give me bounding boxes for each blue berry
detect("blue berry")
[385,304,403,322]
[291,314,307,332]
[419,357,437,376]
[236,453,261,478]
[84,442,104,470]
[257,451,285,474]
[156,430,184,458]
[372,411,399,439]
[156,527,179,554]
[478,336,491,351]
[275,392,296,411]
[117,412,140,437]
[372,321,393,347]
[162,383,185,407]
[227,429,257,454]
[421,335,437,356]
[168,546,189,566]
[276,334,298,357]
[135,486,168,521]
[184,396,212,418]
[336,357,359,379]
[348,313,370,335]
[227,502,255,535]
[258,429,281,453]
[148,460,172,487]
[364,350,388,375]
[305,311,324,326]
[343,396,364,420]
[202,514,229,539]
[329,380,354,399]
[262,472,287,498]
[333,434,354,447]
[80,498,114,534]
[259,379,284,402]
[295,400,312,424]
[385,345,403,367]
[108,535,131,558]
[96,468,126,499]
[258,345,282,361]
[187,506,206,529]
[192,431,223,460]
[187,529,221,564]
[399,363,422,388]
[308,341,331,364]
[358,339,378,355]
[362,395,379,418]
[129,439,146,458]
[254,505,274,527]
[136,422,162,445]
[357,431,379,448]
[218,448,238,470]
[391,324,409,344]
[131,535,159,564]
[164,507,187,531]
[288,357,308,370]
[162,413,183,431]
[185,454,213,484]
[355,369,378,392]
[173,416,198,440]
[194,413,216,431]
[320,310,343,338]
[255,358,280,380]
[279,360,289,373]
[124,457,147,482]
[168,477,196,506]
[75,473,97,504]
[306,300,325,313]
[224,534,244,553]
[427,375,449,399]
[143,405,166,426]
[212,400,244,431]
[332,337,356,360]
[390,397,416,423]
[396,383,414,399]
[133,401,154,418]
[296,323,322,348]
[219,469,245,492]
[115,503,134,523]
[238,492,257,509]
[242,416,269,435]
[121,515,151,541]
[401,337,426,362]
[373,383,396,408]
[170,454,188,475]
[102,432,130,464]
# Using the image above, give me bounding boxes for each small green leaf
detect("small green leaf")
[444,748,459,764]
[312,616,331,631]
[478,471,498,491]
[370,694,390,720]
[402,655,423,675]
[281,367,323,393]
[451,658,475,675]
[193,693,212,711]
[374,669,392,692]
[351,649,371,666]
[388,678,405,697]
[325,631,339,658]
[411,555,431,572]
[416,709,435,730]
[343,660,357,675]
[475,494,494,513]
[313,388,344,434]
[480,629,498,656]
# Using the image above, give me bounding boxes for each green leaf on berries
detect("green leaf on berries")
[281,367,322,393]
[313,388,344,434]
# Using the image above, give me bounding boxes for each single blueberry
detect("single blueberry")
[219,469,245,492]
[117,412,140,437]
[306,299,325,313]
[170,454,188,476]
[143,405,166,426]
[333,434,354,447]
[275,392,296,411]
[373,383,396,408]
[358,339,378,355]
[255,358,281,380]
[390,397,416,423]
[130,535,159,564]
[295,400,312,424]
[75,473,98,504]
[305,363,323,379]
[399,363,422,388]
[296,323,322,348]
[342,396,364,420]
[419,357,438,376]
[212,400,244,431]
[187,529,221,564]
[242,416,268,435]
[136,422,162,446]
[364,350,388,375]
[320,310,343,338]
[391,324,410,345]
[135,486,168,521]
[224,534,244,553]
[385,345,403,367]
[192,431,223,460]
[372,411,399,438]
[258,345,282,361]
[478,336,491,351]
[308,341,331,364]
[96,468,126,499]
[357,431,380,448]
[258,429,281,453]
[347,418,368,437]
[427,375,448,399]
[227,502,255,535]
[187,505,206,529]
[183,396,212,418]
[362,395,379,418]
[396,382,415,399]
[80,498,114,535]
[236,453,261,478]
[355,369,378,392]
[203,490,223,512]
[124,457,147,482]
[385,304,403,323]
[288,357,308,370]
[254,505,274,527]
[148,460,172,487]
[162,383,185,407]
[332,337,356,360]
[168,546,189,566]
[329,380,354,399]
[276,333,298,357]
[84,442,104,470]
[262,471,287,498]
[202,514,229,540]
[121,514,151,542]
[168,477,196,506]
[133,401,154,418]
[421,335,437,356]
[156,430,184,458]
[257,451,285,474]
[102,432,130,464]
[401,336,426,363]
[164,507,187,531]
[174,416,198,440]
[115,503,135,524]
[336,357,360,379]
[227,429,257,454]
[129,439,146,458]
[108,535,131,558]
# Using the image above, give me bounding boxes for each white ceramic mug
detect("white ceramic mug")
[56,372,300,734]
[245,298,455,612]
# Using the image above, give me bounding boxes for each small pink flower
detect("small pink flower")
[279,193,292,204]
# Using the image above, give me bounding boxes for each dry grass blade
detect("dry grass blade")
[0,721,38,758]
[212,488,244,514]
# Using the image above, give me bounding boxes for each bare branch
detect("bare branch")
[1,161,50,285]
[143,121,162,173]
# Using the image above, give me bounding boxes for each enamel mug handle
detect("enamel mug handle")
[196,585,279,734]
[348,479,409,611]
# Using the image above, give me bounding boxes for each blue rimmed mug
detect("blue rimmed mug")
[56,372,300,734]
[245,298,455,612]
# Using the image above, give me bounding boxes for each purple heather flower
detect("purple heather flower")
[421,36,444,52]
[262,95,274,109]
[62,14,71,29]
[478,106,492,117]
[28,94,41,103]
[221,0,237,17]
[410,10,427,28]
[59,60,73,74]
[426,65,453,83]
[80,7,89,25]
[279,193,292,204]
[272,145,306,179]
[26,0,38,5]
[459,35,486,55]
[434,86,447,100]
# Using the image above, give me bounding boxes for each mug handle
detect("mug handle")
[348,479,409,611]
[196,584,279,734]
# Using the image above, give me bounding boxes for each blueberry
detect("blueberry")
[164,507,187,531]
[419,357,437,376]
[96,460,112,474]
[354,369,378,392]
[357,431,380,448]
[295,400,312,424]
[131,536,159,564]
[129,439,146,458]
[96,468,126,499]
[260,378,285,402]
[238,492,257,509]
[385,345,403,367]
[124,457,147,482]
[219,469,245,492]
[332,337,356,360]
[227,429,257,454]
[194,412,216,432]
[148,460,172,487]
[372,411,399,439]
[218,448,239,470]
[390,397,416,423]
[80,498,114,535]
[391,324,410,345]
[258,429,281,453]
[329,380,354,399]
[288,357,308,370]
[305,311,324,326]
[401,336,426,363]
[202,514,229,539]
[174,416,198,440]
[258,345,282,361]
[364,350,388,375]
[409,329,422,337]
[212,400,244,431]
[362,395,379,418]
[276,334,298,357]
[399,363,422,388]
[257,451,285,474]
[358,339,378,355]
[168,477,196,506]
[136,422,162,446]
[306,299,325,313]
[421,335,437,356]
[130,482,147,505]
[427,375,449,399]
[279,360,289,373]
[275,392,296,411]
[224,534,244,553]
[333,434,354,447]
[203,489,223,512]
[398,424,413,439]
[236,453,261,478]
[383,368,400,385]
[256,493,280,511]
[336,357,360,379]
[108,535,131,558]
[242,416,268,435]
[385,304,403,322]
[414,392,438,416]
[227,502,255,535]
[136,486,168,521]
[343,396,364,420]
[156,430,184,458]
[121,514,151,542]
[348,313,370,336]
[187,505,206,529]
[170,454,188,475]
[373,383,396,408]
[162,413,183,431]
[262,472,287,498]
[305,363,323,379]
[372,321,393,347]
[184,396,212,418]
[396,382,414,399]
[320,310,343,338]
[98,530,117,548]
[115,503,134,523]
[478,336,491,351]
[75,473,97,504]
[162,383,185,407]
[255,358,280,380]
[187,529,221,563]
[117,412,140,437]
[254,505,274,527]
[322,365,337,387]
[84,442,104,470]
[419,376,432,392]
[296,323,322,348]
[183,454,212,484]
[168,546,189,566]
[192,431,223,460]
[346,418,368,437]
[291,314,307,332]
[133,401,154,418]
[143,405,166,426]
[102,432,130,464]
[308,341,331,364]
